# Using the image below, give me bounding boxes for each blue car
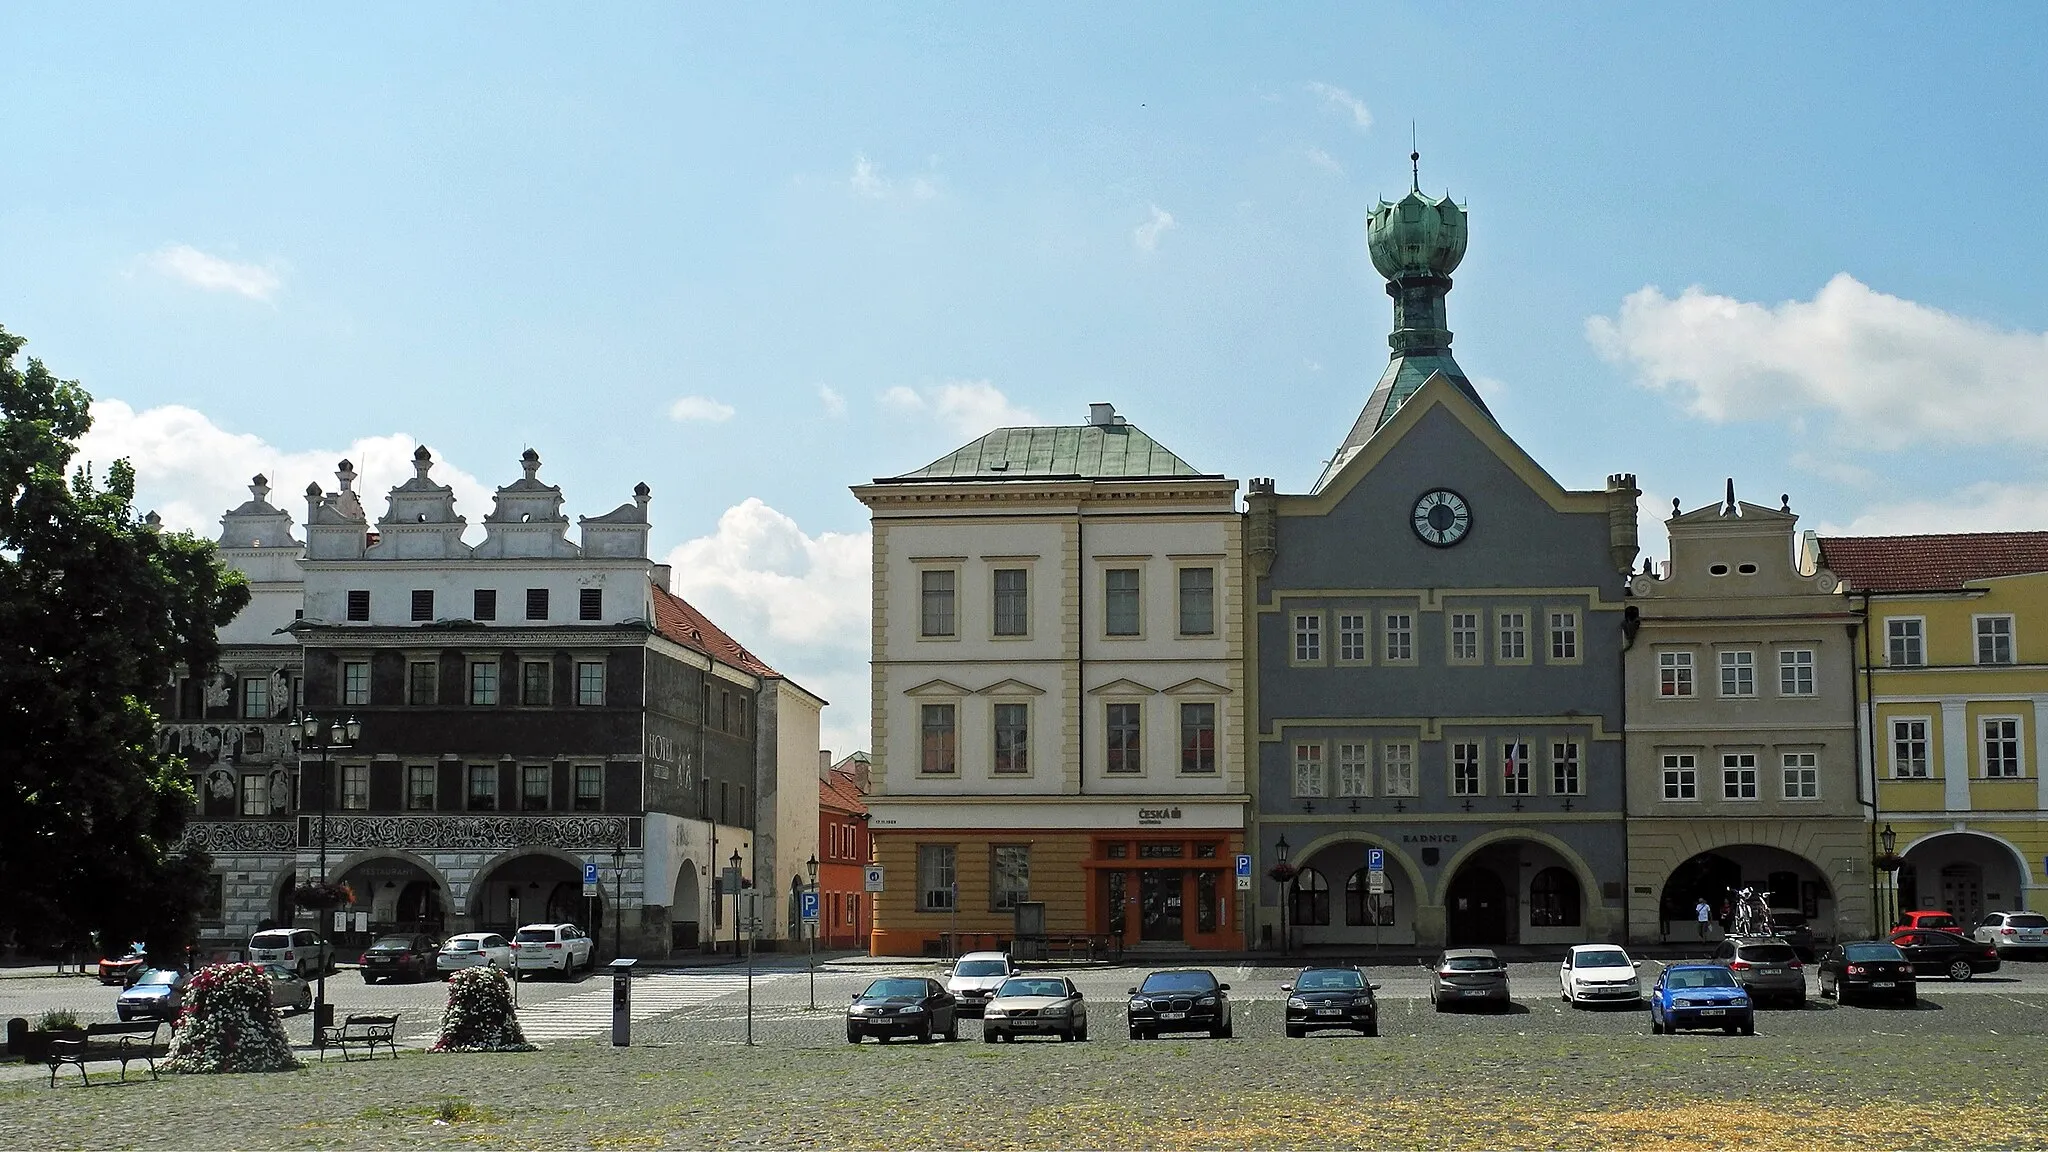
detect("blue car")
[1649,964,1754,1035]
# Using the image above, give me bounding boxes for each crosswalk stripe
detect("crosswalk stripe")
[513,971,794,1039]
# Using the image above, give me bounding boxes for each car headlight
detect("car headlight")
[1286,997,1308,1009]
[899,1005,926,1014]
[984,1008,1006,1018]
[1197,997,1218,1007]
[1041,1005,1070,1016]
[1129,998,1149,1010]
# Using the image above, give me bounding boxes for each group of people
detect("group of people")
[1693,887,1775,939]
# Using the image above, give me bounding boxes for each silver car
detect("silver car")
[981,975,1087,1042]
[1712,936,1806,1007]
[261,964,315,1013]
[944,952,1015,1017]
[1429,948,1510,1012]
[1973,911,2048,957]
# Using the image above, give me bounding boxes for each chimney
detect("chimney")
[1088,402,1116,427]
[819,749,832,780]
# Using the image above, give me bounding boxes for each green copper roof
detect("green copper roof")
[879,423,1217,482]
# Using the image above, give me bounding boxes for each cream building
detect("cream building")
[853,404,1246,955]
[1625,486,1870,946]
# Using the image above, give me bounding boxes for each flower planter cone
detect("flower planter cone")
[432,967,536,1052]
[163,964,301,1074]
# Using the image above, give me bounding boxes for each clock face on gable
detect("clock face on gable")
[1411,489,1472,547]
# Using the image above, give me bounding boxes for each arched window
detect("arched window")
[1529,867,1581,927]
[1345,869,1395,926]
[1291,867,1330,927]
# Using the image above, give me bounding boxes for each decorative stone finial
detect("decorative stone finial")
[1671,497,1681,518]
[412,445,433,480]
[1723,478,1736,515]
[144,511,161,528]
[1781,493,1791,513]
[336,460,357,490]
[250,474,270,503]
[634,481,651,506]
[521,448,541,479]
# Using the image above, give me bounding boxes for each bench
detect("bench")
[46,1021,164,1086]
[318,1013,399,1061]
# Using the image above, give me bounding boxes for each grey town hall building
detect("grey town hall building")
[1247,167,1642,949]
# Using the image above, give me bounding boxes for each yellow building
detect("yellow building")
[1808,532,2048,926]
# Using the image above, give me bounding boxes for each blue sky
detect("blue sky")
[5,4,2046,751]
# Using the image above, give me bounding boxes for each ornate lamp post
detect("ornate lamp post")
[730,848,744,959]
[1873,823,1904,933]
[1269,836,1296,957]
[295,713,359,1036]
[805,854,820,1011]
[611,841,627,960]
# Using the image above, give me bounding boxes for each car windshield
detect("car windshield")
[1667,969,1737,989]
[1296,969,1364,991]
[370,936,416,949]
[2008,914,2048,929]
[1845,944,1905,961]
[251,932,293,949]
[448,939,480,952]
[515,929,557,943]
[998,979,1069,998]
[132,970,179,988]
[864,979,928,999]
[954,960,1007,977]
[1442,956,1501,971]
[1139,972,1218,994]
[1573,950,1630,969]
[264,965,294,980]
[1737,944,1797,963]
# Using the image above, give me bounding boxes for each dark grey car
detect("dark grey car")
[1711,937,1806,1007]
[1429,948,1510,1012]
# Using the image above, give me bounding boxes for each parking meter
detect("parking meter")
[609,958,637,1046]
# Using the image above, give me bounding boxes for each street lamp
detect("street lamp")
[805,854,820,1011]
[1274,836,1293,957]
[296,713,359,1037]
[611,841,626,961]
[1874,824,1904,932]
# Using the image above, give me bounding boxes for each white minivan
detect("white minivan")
[248,928,334,979]
[514,923,595,977]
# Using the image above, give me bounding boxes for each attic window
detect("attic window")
[417,513,427,523]
[1737,563,1759,575]
[988,462,1008,471]
[1708,564,1730,577]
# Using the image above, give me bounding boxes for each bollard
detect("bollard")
[609,958,637,1046]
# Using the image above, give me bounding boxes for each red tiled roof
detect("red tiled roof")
[820,767,868,816]
[649,582,780,679]
[1818,532,2048,593]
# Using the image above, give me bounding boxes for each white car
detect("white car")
[1559,944,1642,1006]
[944,951,1016,1017]
[514,923,595,977]
[1973,911,2048,957]
[436,932,515,977]
[248,928,335,979]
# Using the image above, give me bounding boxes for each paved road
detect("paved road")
[10,955,2047,1050]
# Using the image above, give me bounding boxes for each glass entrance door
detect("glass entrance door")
[1140,870,1184,942]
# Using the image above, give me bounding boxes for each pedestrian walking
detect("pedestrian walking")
[1694,897,1712,940]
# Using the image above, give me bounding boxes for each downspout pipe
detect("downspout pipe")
[1858,591,1882,936]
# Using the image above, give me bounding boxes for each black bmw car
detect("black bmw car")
[846,976,959,1043]
[1126,969,1232,1040]
[1283,965,1380,1037]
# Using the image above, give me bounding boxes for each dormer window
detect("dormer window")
[411,590,434,621]
[1737,563,1758,575]
[1708,564,1730,577]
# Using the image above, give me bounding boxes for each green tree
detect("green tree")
[0,324,250,959]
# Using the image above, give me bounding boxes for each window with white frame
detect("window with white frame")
[990,846,1030,912]
[1179,703,1216,774]
[1338,614,1369,662]
[1891,719,1930,778]
[1886,618,1925,667]
[1384,613,1414,662]
[1661,753,1697,800]
[1719,650,1756,697]
[241,677,269,719]
[1721,753,1759,800]
[1781,752,1819,799]
[920,570,957,637]
[1336,742,1372,796]
[1104,569,1141,636]
[1778,649,1815,696]
[239,773,268,816]
[992,703,1029,775]
[1293,613,1322,663]
[469,660,498,705]
[342,661,369,706]
[1501,741,1532,794]
[920,703,957,775]
[1983,717,2022,777]
[1497,611,1528,662]
[993,569,1029,637]
[917,845,956,912]
[1659,650,1695,698]
[340,763,369,810]
[1549,611,1579,661]
[1551,740,1581,795]
[1451,742,1482,796]
[1449,611,1480,662]
[1105,703,1143,773]
[1976,616,2015,665]
[1381,742,1417,796]
[1177,568,1214,636]
[576,661,605,706]
[1292,743,1326,797]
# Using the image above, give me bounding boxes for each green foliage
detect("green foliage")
[36,1009,80,1031]
[0,324,249,957]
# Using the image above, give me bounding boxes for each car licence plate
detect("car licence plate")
[1316,1008,1344,1016]
[1698,1008,1725,1016]
[1159,1011,1185,1020]
[1872,981,1896,989]
[1463,989,1490,997]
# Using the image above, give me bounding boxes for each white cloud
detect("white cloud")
[1307,82,1372,131]
[1134,204,1177,253]
[1587,273,2048,449]
[662,499,872,753]
[668,396,736,423]
[73,399,498,541]
[1821,480,2048,537]
[1305,147,1344,174]
[881,380,1041,440]
[141,243,283,302]
[818,385,848,418]
[1472,375,1510,404]
[848,154,939,201]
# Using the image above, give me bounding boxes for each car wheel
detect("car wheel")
[1075,1023,1088,1042]
[917,1022,932,1043]
[1947,960,1975,982]
[983,1027,998,1044]
[1285,1024,1304,1039]
[1741,1017,1755,1036]
[1218,1018,1233,1039]
[1362,1018,1379,1037]
[296,988,312,1013]
[944,1018,959,1042]
[846,1027,862,1044]
[1901,990,1917,1007]
[1650,1018,1663,1035]
[1128,1027,1143,1041]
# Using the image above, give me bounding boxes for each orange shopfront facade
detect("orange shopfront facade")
[1085,832,1244,949]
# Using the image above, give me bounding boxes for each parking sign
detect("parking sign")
[800,890,820,924]
[1367,848,1385,873]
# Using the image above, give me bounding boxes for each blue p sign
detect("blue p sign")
[1235,853,1252,878]
[1367,848,1385,873]
[584,861,601,885]
[800,890,820,923]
